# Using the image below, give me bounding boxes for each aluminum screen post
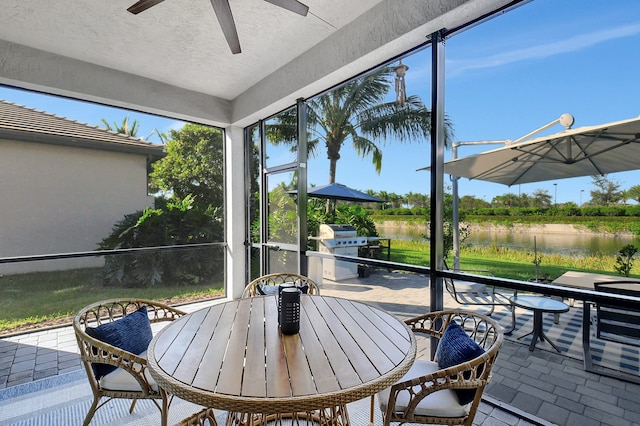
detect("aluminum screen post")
[297,97,309,276]
[429,30,446,317]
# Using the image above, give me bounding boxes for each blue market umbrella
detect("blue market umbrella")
[307,183,382,203]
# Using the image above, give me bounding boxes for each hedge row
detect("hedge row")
[370,205,640,217]
[469,205,640,217]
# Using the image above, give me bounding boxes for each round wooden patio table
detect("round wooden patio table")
[147,294,416,426]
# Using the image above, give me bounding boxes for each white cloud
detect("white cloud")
[447,23,640,77]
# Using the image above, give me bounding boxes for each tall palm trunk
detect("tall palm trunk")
[326,157,339,214]
[326,139,341,216]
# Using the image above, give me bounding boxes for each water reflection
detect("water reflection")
[466,231,640,257]
[378,226,640,257]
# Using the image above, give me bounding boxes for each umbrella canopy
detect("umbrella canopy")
[444,116,640,186]
[307,183,382,202]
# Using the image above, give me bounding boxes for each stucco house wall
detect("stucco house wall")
[0,100,164,274]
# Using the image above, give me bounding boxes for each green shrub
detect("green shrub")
[335,205,378,237]
[624,205,640,217]
[98,196,223,287]
[581,206,603,216]
[614,244,638,277]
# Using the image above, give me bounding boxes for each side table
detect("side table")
[509,295,569,352]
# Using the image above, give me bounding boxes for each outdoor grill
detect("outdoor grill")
[318,224,368,281]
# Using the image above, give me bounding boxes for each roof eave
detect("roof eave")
[0,128,166,160]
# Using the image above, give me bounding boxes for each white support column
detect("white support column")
[226,125,247,300]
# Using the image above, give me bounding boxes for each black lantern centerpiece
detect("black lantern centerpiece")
[279,287,301,335]
[277,283,296,318]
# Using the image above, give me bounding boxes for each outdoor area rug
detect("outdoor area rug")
[0,369,547,426]
[0,369,224,426]
[486,300,640,378]
[1,369,520,426]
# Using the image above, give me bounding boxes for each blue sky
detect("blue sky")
[2,0,639,205]
[308,0,640,204]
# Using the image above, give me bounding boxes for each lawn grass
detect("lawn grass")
[388,239,640,282]
[2,240,637,334]
[0,268,224,334]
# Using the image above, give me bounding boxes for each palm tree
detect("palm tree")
[388,192,404,209]
[306,66,453,185]
[494,192,519,208]
[100,116,140,137]
[270,65,453,213]
[626,185,640,204]
[377,190,390,210]
[101,116,168,143]
[531,189,552,208]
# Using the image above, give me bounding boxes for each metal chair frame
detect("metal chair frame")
[443,260,516,334]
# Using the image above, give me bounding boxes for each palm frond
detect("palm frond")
[351,135,383,173]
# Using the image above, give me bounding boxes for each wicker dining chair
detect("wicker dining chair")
[178,407,218,426]
[73,298,186,426]
[377,310,504,426]
[241,272,319,298]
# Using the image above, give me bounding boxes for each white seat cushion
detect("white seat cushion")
[99,350,158,392]
[378,359,470,419]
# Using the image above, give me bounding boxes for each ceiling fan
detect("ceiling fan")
[127,0,309,55]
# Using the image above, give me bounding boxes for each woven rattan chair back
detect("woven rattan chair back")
[242,273,319,298]
[73,298,186,426]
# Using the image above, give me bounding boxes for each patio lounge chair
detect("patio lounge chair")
[582,281,640,384]
[443,260,516,334]
[73,299,189,425]
[377,309,504,426]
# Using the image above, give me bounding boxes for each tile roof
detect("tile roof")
[0,99,165,158]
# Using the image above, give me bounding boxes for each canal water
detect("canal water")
[378,226,640,257]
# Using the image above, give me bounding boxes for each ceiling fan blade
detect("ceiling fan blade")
[263,0,309,16]
[210,0,241,54]
[127,0,166,14]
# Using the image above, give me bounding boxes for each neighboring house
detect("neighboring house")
[0,100,165,274]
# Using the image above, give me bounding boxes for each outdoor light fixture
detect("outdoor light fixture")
[394,60,409,107]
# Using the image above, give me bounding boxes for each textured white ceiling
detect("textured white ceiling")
[0,0,517,126]
[0,0,381,100]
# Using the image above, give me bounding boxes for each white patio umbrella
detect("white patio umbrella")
[444,115,640,186]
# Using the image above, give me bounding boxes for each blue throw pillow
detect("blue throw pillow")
[435,321,485,405]
[85,306,153,379]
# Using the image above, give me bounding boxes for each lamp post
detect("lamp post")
[580,189,584,207]
[553,183,557,207]
[518,184,521,207]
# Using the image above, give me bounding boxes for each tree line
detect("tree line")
[364,175,640,213]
